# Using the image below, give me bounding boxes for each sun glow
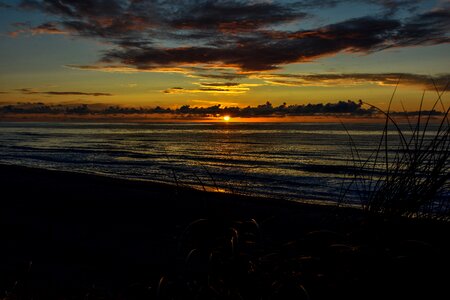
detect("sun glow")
[223,115,231,122]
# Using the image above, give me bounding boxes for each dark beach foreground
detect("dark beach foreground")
[0,163,449,299]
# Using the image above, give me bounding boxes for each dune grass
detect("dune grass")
[154,213,450,300]
[340,81,449,220]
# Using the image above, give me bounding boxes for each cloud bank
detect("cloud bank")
[1,100,445,118]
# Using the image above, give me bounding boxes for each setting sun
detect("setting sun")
[223,115,231,122]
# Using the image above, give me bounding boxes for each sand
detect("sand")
[0,163,449,299]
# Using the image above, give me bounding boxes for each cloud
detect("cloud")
[65,64,193,74]
[67,64,250,83]
[15,1,449,72]
[9,22,67,37]
[199,82,241,87]
[163,82,261,94]
[188,70,248,80]
[0,100,377,117]
[162,87,241,94]
[96,14,450,71]
[395,7,450,46]
[65,65,450,93]
[30,22,67,35]
[17,88,113,96]
[169,1,308,32]
[19,0,123,18]
[253,73,450,90]
[65,63,450,93]
[19,0,157,39]
[2,100,447,118]
[191,99,240,106]
[163,87,247,95]
[294,1,425,15]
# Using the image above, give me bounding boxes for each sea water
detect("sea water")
[0,122,442,205]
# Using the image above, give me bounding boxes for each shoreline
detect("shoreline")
[0,161,350,208]
[0,163,354,225]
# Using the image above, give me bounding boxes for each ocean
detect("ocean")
[0,122,440,205]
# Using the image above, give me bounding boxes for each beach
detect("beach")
[1,0,449,298]
[1,163,449,299]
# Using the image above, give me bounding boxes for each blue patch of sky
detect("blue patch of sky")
[0,1,108,75]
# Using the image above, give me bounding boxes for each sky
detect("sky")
[0,0,449,117]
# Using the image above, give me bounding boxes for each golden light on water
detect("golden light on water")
[223,115,231,122]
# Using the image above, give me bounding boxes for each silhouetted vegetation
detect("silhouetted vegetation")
[340,83,449,219]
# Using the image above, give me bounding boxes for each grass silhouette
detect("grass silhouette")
[340,81,449,219]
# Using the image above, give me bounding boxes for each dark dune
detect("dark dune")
[0,164,449,299]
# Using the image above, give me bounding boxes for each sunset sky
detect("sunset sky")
[0,0,449,113]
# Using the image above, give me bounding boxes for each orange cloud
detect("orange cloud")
[252,73,450,90]
[9,22,67,37]
[163,82,261,94]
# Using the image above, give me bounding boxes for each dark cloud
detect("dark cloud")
[20,0,156,39]
[0,100,376,117]
[44,91,112,96]
[17,88,113,96]
[375,0,420,9]
[199,82,241,87]
[20,0,123,18]
[0,1,12,8]
[100,14,448,71]
[396,8,450,46]
[368,0,424,16]
[10,22,67,36]
[169,1,308,32]
[2,100,447,118]
[30,22,66,34]
[294,0,424,14]
[16,1,450,71]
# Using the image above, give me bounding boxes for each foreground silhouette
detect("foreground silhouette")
[0,164,449,299]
